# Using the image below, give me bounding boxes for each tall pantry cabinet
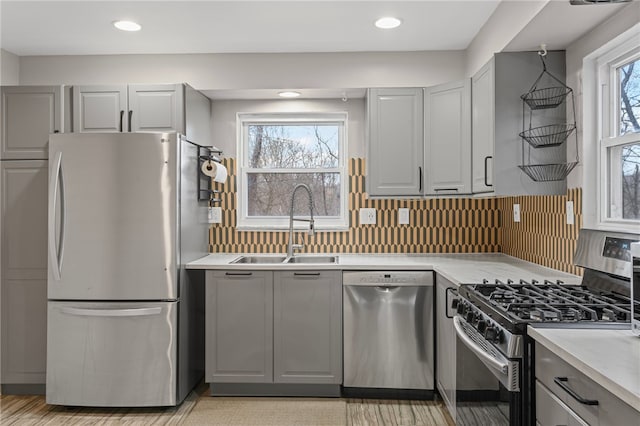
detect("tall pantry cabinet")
[0,86,63,392]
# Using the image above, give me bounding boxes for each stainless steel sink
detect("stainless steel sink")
[230,255,288,264]
[286,255,339,264]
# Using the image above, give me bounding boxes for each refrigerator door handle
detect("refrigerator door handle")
[48,152,65,281]
[60,307,163,317]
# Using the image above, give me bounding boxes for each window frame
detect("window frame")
[236,112,349,231]
[583,23,640,232]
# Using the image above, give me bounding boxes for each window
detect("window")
[584,23,640,231]
[599,42,640,226]
[236,113,348,230]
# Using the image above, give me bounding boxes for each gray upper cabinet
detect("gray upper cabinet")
[72,85,127,133]
[205,270,274,383]
[471,52,568,196]
[367,88,424,196]
[1,160,49,386]
[273,271,342,384]
[73,84,186,134]
[471,61,495,193]
[1,86,63,160]
[424,79,471,195]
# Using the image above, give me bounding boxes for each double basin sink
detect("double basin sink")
[231,255,339,265]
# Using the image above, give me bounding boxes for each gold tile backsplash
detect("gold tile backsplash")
[209,158,501,254]
[208,158,582,275]
[499,188,583,276]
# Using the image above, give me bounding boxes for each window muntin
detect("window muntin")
[237,114,347,230]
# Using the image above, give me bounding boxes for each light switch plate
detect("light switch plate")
[566,201,574,225]
[208,206,222,224]
[513,204,521,223]
[360,208,377,225]
[398,208,409,225]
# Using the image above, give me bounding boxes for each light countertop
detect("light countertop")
[186,253,581,285]
[528,326,640,412]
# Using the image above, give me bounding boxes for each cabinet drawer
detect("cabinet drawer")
[535,380,588,426]
[535,343,638,426]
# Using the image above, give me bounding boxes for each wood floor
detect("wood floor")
[0,387,455,426]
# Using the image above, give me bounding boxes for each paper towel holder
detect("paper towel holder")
[195,143,224,204]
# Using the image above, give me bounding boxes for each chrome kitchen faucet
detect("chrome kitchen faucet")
[286,183,315,258]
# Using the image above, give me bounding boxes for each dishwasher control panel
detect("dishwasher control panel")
[342,271,433,286]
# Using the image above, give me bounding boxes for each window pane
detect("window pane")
[622,143,640,219]
[619,58,640,136]
[247,124,339,169]
[247,173,340,217]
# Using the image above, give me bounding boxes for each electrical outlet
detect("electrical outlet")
[360,208,377,225]
[513,204,521,223]
[398,208,409,225]
[566,201,574,225]
[208,206,222,224]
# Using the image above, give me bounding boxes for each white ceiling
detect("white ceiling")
[0,0,503,56]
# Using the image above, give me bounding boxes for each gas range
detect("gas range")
[450,229,639,426]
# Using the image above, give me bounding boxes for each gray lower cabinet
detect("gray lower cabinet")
[205,269,342,389]
[205,270,273,383]
[535,343,639,426]
[273,271,342,384]
[435,275,456,420]
[1,160,48,388]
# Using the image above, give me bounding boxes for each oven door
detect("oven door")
[453,316,522,426]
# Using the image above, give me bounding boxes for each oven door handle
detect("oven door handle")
[453,316,509,374]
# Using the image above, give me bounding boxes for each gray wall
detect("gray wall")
[211,98,366,158]
[17,51,465,90]
[1,49,19,85]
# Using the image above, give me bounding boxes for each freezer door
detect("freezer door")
[47,133,179,300]
[46,301,178,407]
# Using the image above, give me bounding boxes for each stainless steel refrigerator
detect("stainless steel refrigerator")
[46,132,207,407]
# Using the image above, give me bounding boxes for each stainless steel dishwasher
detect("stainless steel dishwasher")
[343,271,434,391]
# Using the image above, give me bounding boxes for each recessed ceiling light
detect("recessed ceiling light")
[375,17,402,29]
[113,20,142,32]
[278,91,301,98]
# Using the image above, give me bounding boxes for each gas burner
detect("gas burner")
[460,280,634,326]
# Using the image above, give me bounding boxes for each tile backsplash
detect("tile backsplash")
[209,158,501,254]
[499,188,582,276]
[208,158,582,275]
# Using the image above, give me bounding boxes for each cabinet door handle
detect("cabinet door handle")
[434,188,459,192]
[293,272,321,277]
[553,377,599,406]
[128,110,133,132]
[484,156,493,187]
[418,167,423,192]
[119,110,124,132]
[225,272,253,276]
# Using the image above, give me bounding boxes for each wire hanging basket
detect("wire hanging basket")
[519,163,578,182]
[521,86,572,110]
[519,123,577,148]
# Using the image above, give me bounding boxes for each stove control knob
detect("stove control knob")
[456,302,466,316]
[466,311,475,323]
[477,320,487,333]
[484,327,498,342]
